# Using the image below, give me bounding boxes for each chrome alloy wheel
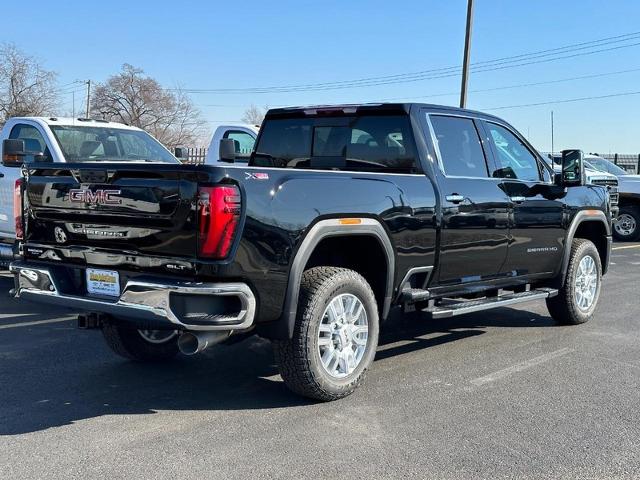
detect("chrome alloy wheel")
[317,293,369,379]
[615,213,637,237]
[574,255,598,311]
[138,329,178,344]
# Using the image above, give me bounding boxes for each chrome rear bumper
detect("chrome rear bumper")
[9,262,256,332]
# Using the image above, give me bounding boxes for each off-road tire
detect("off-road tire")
[273,267,380,401]
[546,238,602,325]
[102,324,179,361]
[613,205,640,241]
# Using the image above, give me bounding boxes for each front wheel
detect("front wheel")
[273,267,380,401]
[546,238,602,325]
[102,324,179,361]
[613,205,640,241]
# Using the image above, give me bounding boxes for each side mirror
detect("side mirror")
[561,149,585,186]
[219,138,236,163]
[2,139,26,167]
[174,146,190,162]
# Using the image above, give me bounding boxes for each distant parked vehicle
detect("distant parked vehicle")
[546,153,618,186]
[545,153,619,220]
[583,154,640,241]
[0,117,181,266]
[205,124,259,164]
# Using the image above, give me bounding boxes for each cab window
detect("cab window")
[485,123,541,182]
[430,115,488,178]
[223,130,256,157]
[9,124,51,162]
[253,115,419,173]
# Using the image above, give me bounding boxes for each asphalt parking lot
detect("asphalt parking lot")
[1,245,640,479]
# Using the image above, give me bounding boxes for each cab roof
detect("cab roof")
[9,117,143,131]
[265,102,504,122]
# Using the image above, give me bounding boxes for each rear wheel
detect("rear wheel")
[546,238,601,325]
[102,324,179,361]
[613,205,640,241]
[273,267,379,401]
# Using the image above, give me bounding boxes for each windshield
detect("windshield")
[585,157,628,176]
[50,125,178,163]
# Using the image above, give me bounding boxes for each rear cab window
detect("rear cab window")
[251,114,421,174]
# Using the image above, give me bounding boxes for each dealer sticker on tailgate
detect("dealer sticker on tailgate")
[86,268,120,297]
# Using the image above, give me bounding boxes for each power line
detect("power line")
[194,67,640,114]
[174,31,640,94]
[484,90,640,110]
[57,86,86,96]
[236,40,640,93]
[373,67,640,102]
[183,31,640,92]
[53,80,85,94]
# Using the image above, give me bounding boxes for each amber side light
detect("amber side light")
[584,210,601,216]
[338,218,362,225]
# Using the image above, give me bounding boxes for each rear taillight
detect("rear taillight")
[14,178,23,240]
[197,185,241,259]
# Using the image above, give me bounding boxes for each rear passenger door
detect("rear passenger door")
[482,121,565,277]
[426,113,511,287]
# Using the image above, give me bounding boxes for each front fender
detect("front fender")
[560,210,612,286]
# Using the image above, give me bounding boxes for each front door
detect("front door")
[482,121,565,277]
[427,113,510,286]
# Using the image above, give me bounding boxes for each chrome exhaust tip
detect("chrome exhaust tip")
[177,331,231,355]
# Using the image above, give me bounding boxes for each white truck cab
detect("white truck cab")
[0,117,180,265]
[205,124,259,164]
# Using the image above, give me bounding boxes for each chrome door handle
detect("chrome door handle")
[445,194,465,204]
[510,196,526,203]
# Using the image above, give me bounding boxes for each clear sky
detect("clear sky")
[3,0,640,153]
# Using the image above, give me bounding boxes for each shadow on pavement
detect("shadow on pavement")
[0,274,558,436]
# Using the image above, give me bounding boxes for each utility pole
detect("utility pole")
[85,80,91,118]
[459,0,474,108]
[551,110,555,154]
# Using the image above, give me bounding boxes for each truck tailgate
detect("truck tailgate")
[24,164,201,259]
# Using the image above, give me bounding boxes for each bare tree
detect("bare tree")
[0,43,58,125]
[91,64,207,148]
[241,104,266,125]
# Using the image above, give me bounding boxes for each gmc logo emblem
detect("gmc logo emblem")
[69,189,122,205]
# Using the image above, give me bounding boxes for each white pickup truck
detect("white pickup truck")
[0,117,187,266]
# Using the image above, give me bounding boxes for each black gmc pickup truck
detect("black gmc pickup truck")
[5,103,613,401]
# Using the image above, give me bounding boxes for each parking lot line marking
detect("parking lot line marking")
[470,348,573,386]
[612,244,640,251]
[0,313,33,319]
[0,318,74,330]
